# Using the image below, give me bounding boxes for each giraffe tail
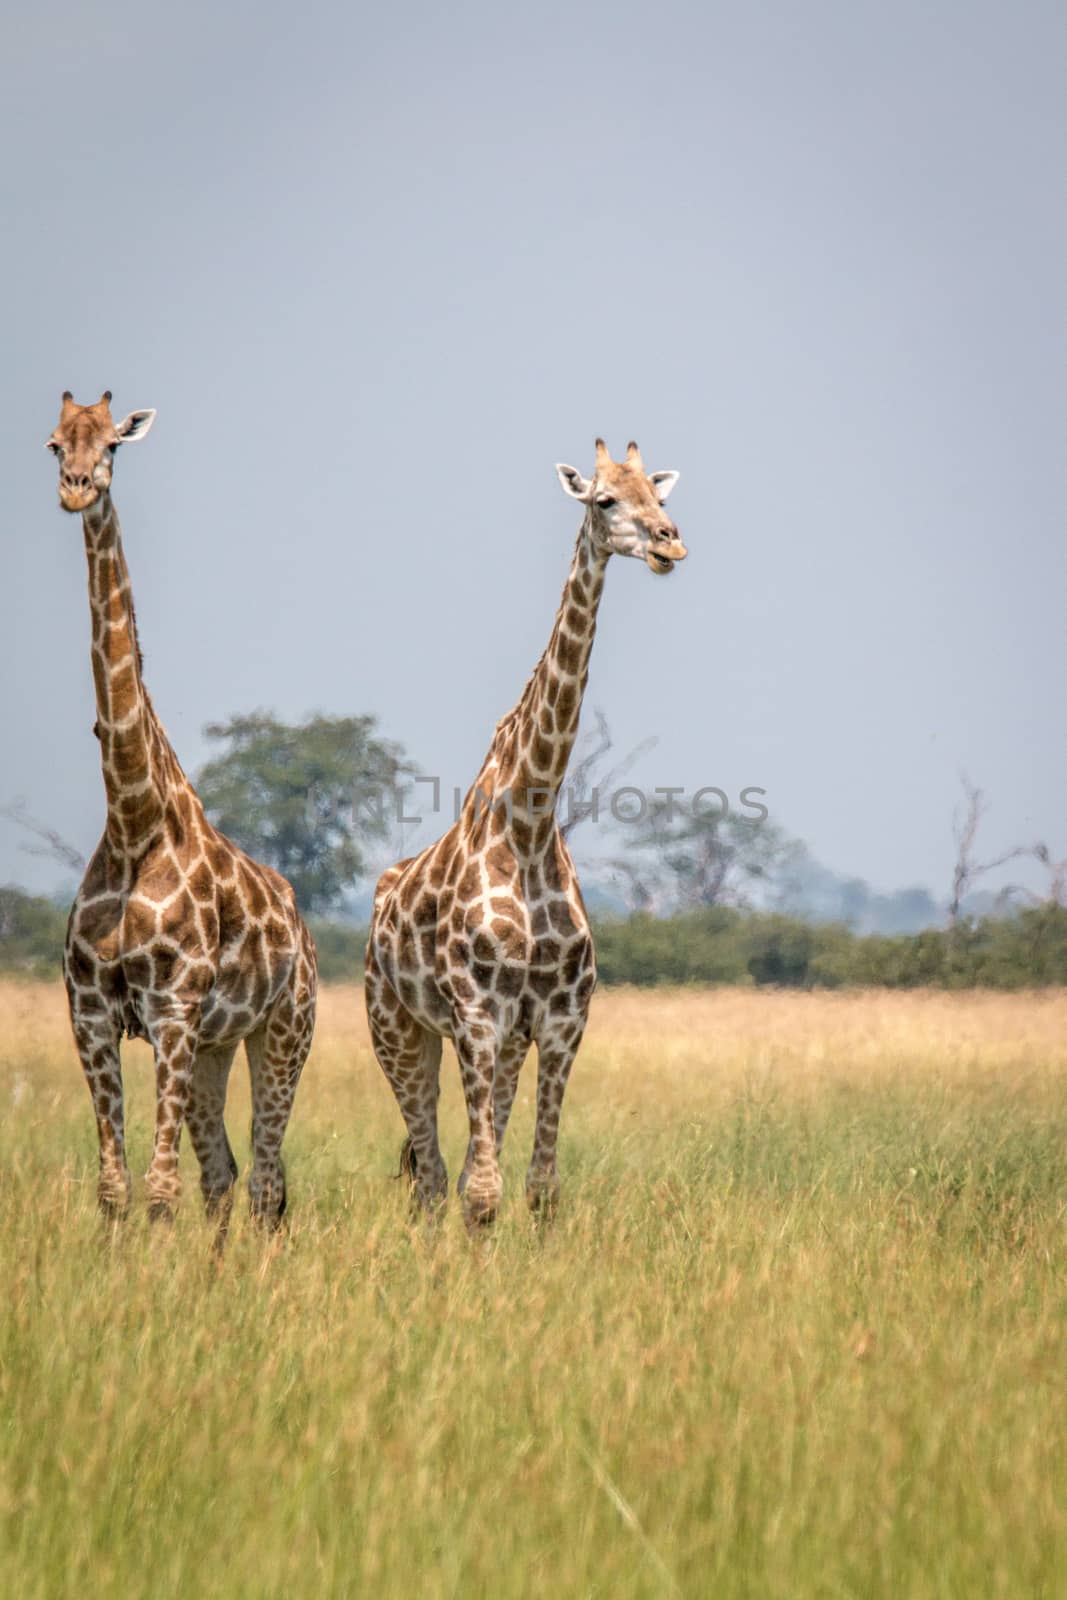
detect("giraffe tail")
[396,1137,418,1186]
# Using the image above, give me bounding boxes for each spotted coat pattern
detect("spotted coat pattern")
[48,394,317,1227]
[365,440,685,1225]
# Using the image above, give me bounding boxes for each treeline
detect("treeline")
[592,904,1067,990]
[0,888,68,979]
[4,886,1065,990]
[0,890,376,985]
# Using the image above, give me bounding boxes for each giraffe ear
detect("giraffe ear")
[113,409,157,445]
[556,463,593,502]
[649,470,679,504]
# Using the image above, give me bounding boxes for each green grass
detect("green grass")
[1,984,1065,1599]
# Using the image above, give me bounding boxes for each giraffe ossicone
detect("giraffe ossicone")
[365,438,685,1227]
[47,392,317,1231]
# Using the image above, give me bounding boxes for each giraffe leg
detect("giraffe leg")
[245,991,315,1228]
[143,1008,201,1220]
[527,1020,587,1220]
[365,952,447,1214]
[492,1036,530,1155]
[453,1011,505,1228]
[185,1043,240,1234]
[70,1010,131,1218]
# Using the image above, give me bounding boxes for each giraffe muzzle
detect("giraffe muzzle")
[59,484,100,514]
[646,537,688,575]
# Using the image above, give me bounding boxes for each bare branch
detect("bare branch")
[948,775,1049,925]
[560,710,658,841]
[0,800,85,873]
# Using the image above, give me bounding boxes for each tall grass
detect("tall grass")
[1,982,1065,1598]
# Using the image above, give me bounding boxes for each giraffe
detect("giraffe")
[365,438,686,1226]
[45,391,317,1229]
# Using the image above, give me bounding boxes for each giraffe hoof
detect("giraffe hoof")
[250,1203,287,1233]
[461,1187,501,1230]
[464,1205,497,1232]
[526,1183,561,1225]
[203,1188,236,1221]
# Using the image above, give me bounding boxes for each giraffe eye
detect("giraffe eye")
[597,496,616,510]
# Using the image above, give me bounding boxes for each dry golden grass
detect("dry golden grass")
[1,980,1065,1598]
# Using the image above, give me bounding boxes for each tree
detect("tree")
[0,886,68,975]
[948,775,1028,927]
[609,792,801,913]
[196,713,412,915]
[1032,842,1066,907]
[558,709,657,841]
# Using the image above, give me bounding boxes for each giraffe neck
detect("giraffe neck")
[82,494,182,856]
[466,515,608,855]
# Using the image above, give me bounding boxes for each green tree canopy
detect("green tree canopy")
[611,793,801,913]
[196,713,412,915]
[0,886,68,977]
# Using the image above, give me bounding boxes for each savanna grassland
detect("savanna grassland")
[1,980,1065,1599]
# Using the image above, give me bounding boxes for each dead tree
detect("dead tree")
[559,709,657,842]
[948,776,1026,926]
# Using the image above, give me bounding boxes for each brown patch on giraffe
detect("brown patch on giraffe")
[110,733,150,785]
[186,859,214,902]
[240,864,269,919]
[563,944,588,986]
[218,963,251,1006]
[198,904,220,947]
[67,942,97,986]
[556,683,578,724]
[484,805,504,838]
[398,924,418,969]
[218,885,246,948]
[485,842,515,882]
[164,800,187,848]
[529,730,554,772]
[555,634,582,675]
[457,861,481,901]
[497,965,525,999]
[77,895,123,943]
[450,972,475,1004]
[122,952,153,988]
[122,897,158,947]
[548,898,579,936]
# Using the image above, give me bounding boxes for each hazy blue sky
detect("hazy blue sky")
[3,0,1064,901]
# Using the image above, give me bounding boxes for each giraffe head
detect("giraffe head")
[555,439,686,575]
[46,392,156,514]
